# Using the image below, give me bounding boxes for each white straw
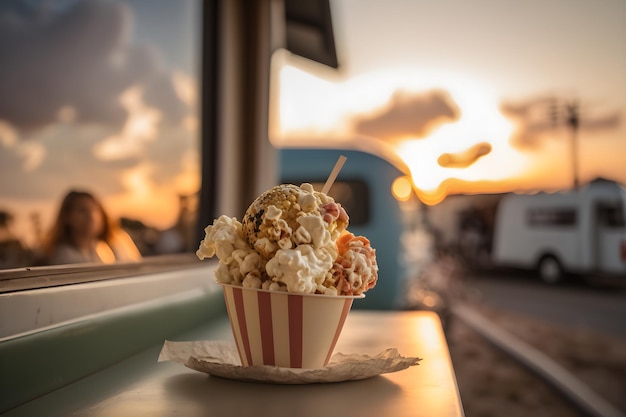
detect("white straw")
[321,155,347,194]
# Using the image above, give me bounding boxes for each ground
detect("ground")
[445,303,626,417]
[408,255,626,417]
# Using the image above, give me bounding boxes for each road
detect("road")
[463,270,626,338]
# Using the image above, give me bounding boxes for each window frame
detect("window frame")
[0,253,202,294]
[0,0,216,291]
[0,0,338,294]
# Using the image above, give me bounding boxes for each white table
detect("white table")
[5,310,464,417]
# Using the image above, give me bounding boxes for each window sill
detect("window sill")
[0,254,218,340]
[0,253,204,293]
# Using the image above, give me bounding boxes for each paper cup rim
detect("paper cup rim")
[219,283,365,300]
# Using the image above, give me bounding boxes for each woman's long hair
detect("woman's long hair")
[41,190,114,258]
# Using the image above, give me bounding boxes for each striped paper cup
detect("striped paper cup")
[221,284,363,369]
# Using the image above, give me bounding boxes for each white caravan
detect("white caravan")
[492,179,626,283]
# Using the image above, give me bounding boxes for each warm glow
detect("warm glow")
[111,163,181,229]
[276,67,533,204]
[410,314,443,350]
[396,115,529,204]
[110,150,200,230]
[392,176,413,201]
[422,294,437,308]
[95,241,116,264]
[120,163,154,198]
[278,66,353,134]
[171,149,201,195]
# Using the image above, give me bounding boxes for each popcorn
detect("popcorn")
[265,245,335,293]
[197,183,378,296]
[331,232,378,295]
[197,216,266,286]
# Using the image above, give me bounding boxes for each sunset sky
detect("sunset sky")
[272,0,626,204]
[0,0,624,249]
[0,0,200,246]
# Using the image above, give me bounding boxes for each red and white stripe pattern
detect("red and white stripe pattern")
[222,284,354,368]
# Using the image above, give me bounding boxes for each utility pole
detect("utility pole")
[565,101,580,190]
[549,98,580,190]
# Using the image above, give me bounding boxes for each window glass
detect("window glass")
[596,203,625,228]
[527,207,577,227]
[0,0,201,269]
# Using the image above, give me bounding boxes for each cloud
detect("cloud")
[581,112,622,130]
[0,125,135,199]
[438,142,492,168]
[143,125,198,185]
[143,73,189,124]
[501,95,622,149]
[93,87,161,161]
[0,0,188,132]
[352,90,460,142]
[0,120,196,201]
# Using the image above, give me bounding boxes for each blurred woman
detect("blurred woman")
[42,190,141,265]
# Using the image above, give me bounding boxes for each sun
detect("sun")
[274,65,531,203]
